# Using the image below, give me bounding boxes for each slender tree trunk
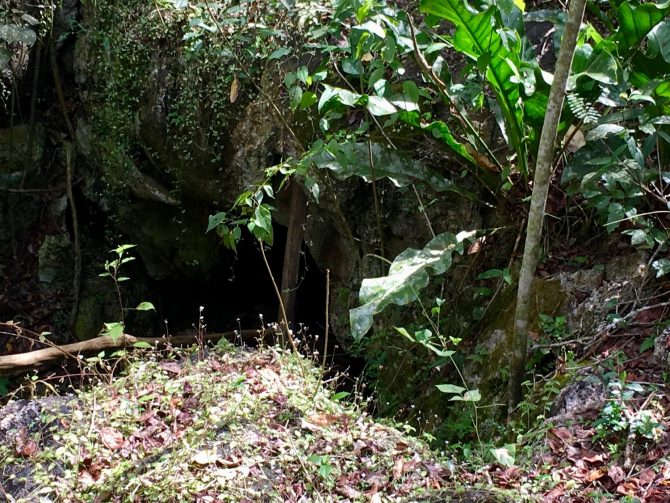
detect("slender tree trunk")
[508,0,587,410]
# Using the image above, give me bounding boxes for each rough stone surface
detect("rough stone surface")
[0,396,75,501]
[548,374,607,420]
[460,252,649,428]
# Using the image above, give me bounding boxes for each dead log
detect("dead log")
[0,329,264,377]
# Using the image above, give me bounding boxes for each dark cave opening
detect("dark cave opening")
[149,224,327,345]
[144,223,364,385]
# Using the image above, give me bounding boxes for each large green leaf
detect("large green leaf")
[616,1,670,49]
[350,230,476,340]
[311,141,476,197]
[647,20,670,63]
[420,0,528,174]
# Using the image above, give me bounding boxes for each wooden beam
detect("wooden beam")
[279,182,308,326]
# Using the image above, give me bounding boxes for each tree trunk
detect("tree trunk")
[509,0,587,410]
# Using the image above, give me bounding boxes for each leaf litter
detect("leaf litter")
[0,345,474,502]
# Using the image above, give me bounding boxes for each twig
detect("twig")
[257,239,302,362]
[367,140,386,264]
[313,269,331,399]
[412,184,435,239]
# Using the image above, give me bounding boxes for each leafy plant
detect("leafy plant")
[538,314,567,340]
[421,0,532,176]
[99,244,154,343]
[594,378,665,447]
[207,163,293,251]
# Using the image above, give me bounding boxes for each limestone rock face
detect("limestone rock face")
[548,375,606,420]
[66,0,482,347]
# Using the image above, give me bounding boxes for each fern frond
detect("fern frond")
[566,93,600,126]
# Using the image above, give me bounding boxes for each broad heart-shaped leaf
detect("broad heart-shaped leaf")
[350,230,476,340]
[101,322,124,343]
[420,0,527,175]
[615,1,670,49]
[366,95,397,116]
[206,212,227,233]
[648,20,670,63]
[247,204,273,245]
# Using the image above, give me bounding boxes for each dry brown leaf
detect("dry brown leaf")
[564,125,586,153]
[467,236,485,255]
[336,483,362,499]
[581,451,606,464]
[159,361,181,375]
[587,467,606,482]
[464,144,498,172]
[392,457,404,479]
[616,482,638,496]
[191,448,220,466]
[550,427,573,441]
[307,413,342,427]
[639,468,656,485]
[230,74,240,103]
[99,427,124,451]
[608,465,625,483]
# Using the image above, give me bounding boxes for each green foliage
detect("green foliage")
[490,444,516,467]
[201,0,669,443]
[99,244,154,336]
[350,230,475,340]
[307,454,336,485]
[421,0,531,175]
[207,162,294,248]
[83,0,325,208]
[557,1,670,266]
[538,313,567,339]
[594,377,665,448]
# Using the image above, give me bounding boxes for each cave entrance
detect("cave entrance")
[150,224,327,344]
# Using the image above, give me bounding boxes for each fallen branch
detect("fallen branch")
[0,330,263,377]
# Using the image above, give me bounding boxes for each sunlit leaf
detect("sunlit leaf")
[135,302,155,311]
[436,384,465,394]
[310,141,461,194]
[420,0,527,174]
[101,322,124,343]
[366,95,397,116]
[616,1,670,48]
[491,444,516,467]
[350,230,476,340]
[450,389,481,402]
